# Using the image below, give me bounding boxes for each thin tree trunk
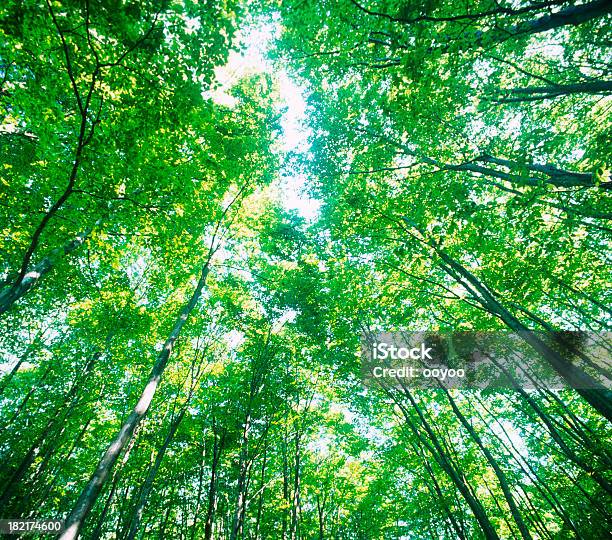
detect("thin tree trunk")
[253,446,267,540]
[157,485,174,540]
[90,427,142,540]
[282,427,289,540]
[381,382,501,539]
[440,387,533,540]
[316,494,326,540]
[123,405,188,540]
[59,261,211,540]
[203,424,224,540]
[0,352,97,510]
[203,417,225,540]
[0,328,46,395]
[556,278,612,318]
[416,440,466,539]
[190,445,206,540]
[493,80,612,103]
[290,431,301,540]
[230,411,252,540]
[426,241,612,420]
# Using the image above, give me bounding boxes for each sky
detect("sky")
[203,20,321,222]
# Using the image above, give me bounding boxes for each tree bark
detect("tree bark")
[426,240,612,421]
[203,419,224,540]
[59,261,211,540]
[493,80,612,103]
[440,387,533,540]
[123,405,188,540]
[0,220,101,315]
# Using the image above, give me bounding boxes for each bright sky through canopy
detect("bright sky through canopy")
[203,19,321,221]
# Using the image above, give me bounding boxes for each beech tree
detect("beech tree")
[1,1,610,539]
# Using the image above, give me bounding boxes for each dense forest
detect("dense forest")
[0,1,611,538]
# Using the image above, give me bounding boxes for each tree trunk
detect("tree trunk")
[290,431,301,540]
[494,80,612,103]
[382,383,501,539]
[190,445,206,540]
[0,217,101,315]
[428,242,612,421]
[253,446,267,540]
[440,387,533,540]
[123,405,188,540]
[282,425,290,540]
[230,412,252,540]
[59,262,210,540]
[203,418,224,540]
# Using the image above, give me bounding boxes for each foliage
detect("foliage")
[0,1,611,539]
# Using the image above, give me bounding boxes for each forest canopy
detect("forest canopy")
[0,1,611,539]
